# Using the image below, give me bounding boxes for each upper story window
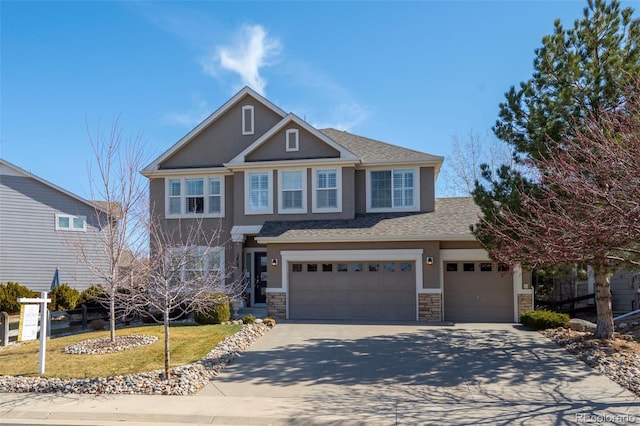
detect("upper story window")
[367,168,419,212]
[312,168,342,213]
[278,169,307,214]
[55,213,86,232]
[245,170,273,215]
[242,105,254,135]
[286,129,299,152]
[166,176,225,218]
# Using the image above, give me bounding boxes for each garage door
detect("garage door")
[444,261,514,322]
[289,261,416,320]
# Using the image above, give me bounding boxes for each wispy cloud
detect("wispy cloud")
[164,95,210,127]
[202,24,281,96]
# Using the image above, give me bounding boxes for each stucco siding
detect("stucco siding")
[420,167,435,212]
[160,95,283,169]
[246,126,340,162]
[0,175,108,292]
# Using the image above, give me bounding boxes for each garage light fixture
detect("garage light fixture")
[426,256,434,266]
[271,258,278,266]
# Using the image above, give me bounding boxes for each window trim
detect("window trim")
[365,167,420,213]
[285,129,299,152]
[242,105,254,135]
[168,246,225,283]
[165,176,225,219]
[277,169,307,214]
[244,170,273,215]
[55,213,86,232]
[312,167,342,213]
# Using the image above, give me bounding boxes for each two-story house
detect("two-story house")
[0,158,110,292]
[142,87,533,322]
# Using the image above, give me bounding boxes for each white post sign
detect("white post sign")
[18,303,40,341]
[17,291,51,374]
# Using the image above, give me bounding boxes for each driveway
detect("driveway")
[1,323,639,425]
[201,322,640,424]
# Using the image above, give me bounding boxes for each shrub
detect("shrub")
[78,285,106,308]
[520,310,569,330]
[0,282,37,314]
[49,284,80,311]
[195,293,230,324]
[242,314,256,324]
[263,317,276,328]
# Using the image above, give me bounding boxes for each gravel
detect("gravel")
[542,327,640,397]
[0,323,271,395]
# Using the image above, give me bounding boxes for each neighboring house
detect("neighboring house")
[610,269,640,313]
[0,158,109,292]
[142,87,533,322]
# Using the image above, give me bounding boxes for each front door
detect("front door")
[254,252,267,304]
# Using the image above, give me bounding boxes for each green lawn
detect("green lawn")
[0,324,241,378]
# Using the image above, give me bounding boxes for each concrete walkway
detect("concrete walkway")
[1,323,639,425]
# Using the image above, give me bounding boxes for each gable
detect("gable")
[160,93,284,169]
[246,124,340,162]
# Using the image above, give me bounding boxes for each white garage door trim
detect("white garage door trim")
[276,249,423,320]
[439,249,523,322]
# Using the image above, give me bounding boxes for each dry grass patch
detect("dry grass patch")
[0,323,241,378]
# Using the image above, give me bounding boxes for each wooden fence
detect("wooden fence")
[0,305,109,346]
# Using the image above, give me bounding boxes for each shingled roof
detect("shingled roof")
[319,128,444,164]
[257,197,479,243]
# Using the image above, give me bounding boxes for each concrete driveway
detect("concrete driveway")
[1,323,639,425]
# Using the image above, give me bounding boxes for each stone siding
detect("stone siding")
[517,293,533,319]
[418,293,442,321]
[267,292,286,319]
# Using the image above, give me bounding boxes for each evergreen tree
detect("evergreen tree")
[473,0,640,226]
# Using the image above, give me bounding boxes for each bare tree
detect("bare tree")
[473,78,640,339]
[441,131,513,196]
[71,118,149,343]
[118,216,244,380]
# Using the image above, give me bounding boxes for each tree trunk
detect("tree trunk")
[109,296,116,343]
[593,263,614,339]
[164,310,170,380]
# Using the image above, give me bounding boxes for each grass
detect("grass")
[0,323,241,378]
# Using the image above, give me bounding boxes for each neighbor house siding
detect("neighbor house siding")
[0,174,108,292]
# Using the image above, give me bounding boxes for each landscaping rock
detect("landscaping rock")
[569,318,597,333]
[0,323,271,396]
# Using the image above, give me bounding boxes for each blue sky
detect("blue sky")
[1,0,622,197]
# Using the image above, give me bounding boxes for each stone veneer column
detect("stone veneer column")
[418,293,442,321]
[517,293,533,320]
[267,292,286,319]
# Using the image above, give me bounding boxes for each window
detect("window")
[286,129,299,152]
[322,263,333,272]
[55,213,86,232]
[367,168,419,212]
[352,263,363,272]
[313,168,341,212]
[498,263,509,272]
[169,246,224,283]
[463,263,475,272]
[337,263,348,272]
[446,263,458,272]
[400,262,413,272]
[368,263,380,272]
[292,263,303,272]
[384,263,396,272]
[245,171,272,214]
[186,178,204,213]
[278,170,306,213]
[307,264,318,272]
[480,263,492,272]
[208,178,222,214]
[242,105,254,135]
[166,177,225,218]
